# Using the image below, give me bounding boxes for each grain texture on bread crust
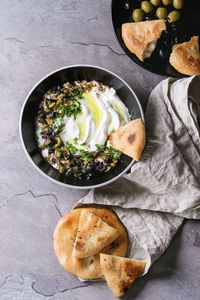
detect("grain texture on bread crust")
[100,254,146,298]
[170,36,200,75]
[72,210,119,258]
[109,118,145,161]
[122,20,166,61]
[53,208,127,279]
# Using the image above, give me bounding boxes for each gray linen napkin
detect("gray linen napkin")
[75,75,200,275]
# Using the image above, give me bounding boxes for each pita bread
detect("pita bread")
[170,36,200,75]
[72,210,119,258]
[122,20,166,61]
[109,118,145,161]
[54,208,127,279]
[100,254,146,298]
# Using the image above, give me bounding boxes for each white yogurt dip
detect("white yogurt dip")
[57,81,130,152]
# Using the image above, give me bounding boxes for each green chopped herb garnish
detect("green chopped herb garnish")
[70,91,77,97]
[49,146,63,151]
[57,123,65,132]
[71,99,82,118]
[73,137,87,146]
[73,137,79,145]
[99,152,110,158]
[108,146,120,153]
[70,87,84,98]
[95,143,121,159]
[53,88,83,120]
[107,146,121,159]
[103,140,108,147]
[95,144,110,158]
[95,144,101,152]
[57,113,63,120]
[65,141,92,162]
[79,149,92,162]
[58,100,81,119]
[66,141,78,153]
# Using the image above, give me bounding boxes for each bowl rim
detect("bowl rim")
[19,64,144,189]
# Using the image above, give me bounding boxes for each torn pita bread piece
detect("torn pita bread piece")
[100,254,146,298]
[109,118,145,161]
[122,20,166,61]
[72,210,120,258]
[53,208,127,279]
[170,36,200,75]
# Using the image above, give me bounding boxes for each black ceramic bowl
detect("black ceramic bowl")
[112,0,200,77]
[19,65,144,189]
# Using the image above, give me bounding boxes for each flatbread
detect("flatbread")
[53,208,127,279]
[72,210,119,258]
[100,254,146,298]
[170,36,200,75]
[109,118,145,161]
[122,20,166,61]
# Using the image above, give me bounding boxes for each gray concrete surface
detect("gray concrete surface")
[0,0,199,299]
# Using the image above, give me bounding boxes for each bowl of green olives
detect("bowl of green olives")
[131,0,183,24]
[111,0,200,77]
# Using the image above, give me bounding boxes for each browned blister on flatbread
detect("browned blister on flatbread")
[72,210,120,258]
[122,20,166,61]
[100,254,146,298]
[109,118,145,161]
[53,208,127,279]
[170,36,200,75]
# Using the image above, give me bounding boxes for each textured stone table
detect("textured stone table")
[0,0,199,299]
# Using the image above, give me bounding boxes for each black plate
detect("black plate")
[20,65,144,189]
[111,0,200,77]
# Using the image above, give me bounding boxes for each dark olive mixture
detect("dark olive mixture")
[36,81,123,180]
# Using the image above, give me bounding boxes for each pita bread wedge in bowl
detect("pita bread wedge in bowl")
[109,118,146,161]
[53,207,128,279]
[122,20,166,61]
[170,36,200,76]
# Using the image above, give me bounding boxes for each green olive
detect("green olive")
[132,9,144,22]
[55,136,62,148]
[172,43,179,51]
[156,7,168,19]
[167,10,180,22]
[150,0,161,6]
[173,0,184,9]
[49,102,55,108]
[162,0,171,5]
[141,1,153,13]
[59,166,65,174]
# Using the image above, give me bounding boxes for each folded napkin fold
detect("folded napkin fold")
[75,75,200,275]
